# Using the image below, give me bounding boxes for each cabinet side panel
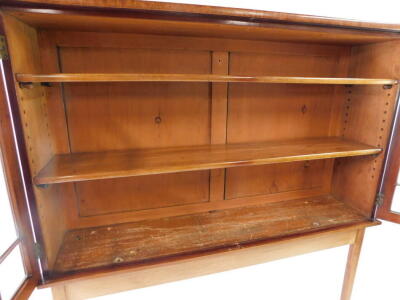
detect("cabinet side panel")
[2,14,68,269]
[332,41,400,216]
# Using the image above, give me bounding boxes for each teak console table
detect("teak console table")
[1,1,400,300]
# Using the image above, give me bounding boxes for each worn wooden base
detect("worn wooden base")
[52,195,366,274]
[49,224,371,300]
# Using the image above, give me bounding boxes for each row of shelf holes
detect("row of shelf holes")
[371,91,391,180]
[20,90,53,172]
[342,88,352,136]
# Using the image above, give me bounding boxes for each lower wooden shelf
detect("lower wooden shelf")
[53,195,368,274]
[34,137,380,185]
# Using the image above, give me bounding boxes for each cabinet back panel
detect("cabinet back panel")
[58,47,212,216]
[226,51,345,200]
[77,172,209,217]
[225,160,327,200]
[59,47,211,152]
[37,30,350,227]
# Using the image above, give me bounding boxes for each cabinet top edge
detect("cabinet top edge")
[1,0,400,34]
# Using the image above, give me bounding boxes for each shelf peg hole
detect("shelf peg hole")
[155,116,162,124]
[113,257,124,263]
[37,184,49,189]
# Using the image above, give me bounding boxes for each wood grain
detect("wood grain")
[3,2,400,47]
[5,0,400,33]
[53,195,368,274]
[38,31,351,227]
[2,14,69,270]
[34,137,381,185]
[1,0,399,297]
[16,73,397,85]
[56,45,212,219]
[0,16,41,283]
[209,51,228,202]
[48,224,377,300]
[333,41,400,217]
[340,229,365,300]
[224,50,345,201]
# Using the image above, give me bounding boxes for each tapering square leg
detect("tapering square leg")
[340,229,365,300]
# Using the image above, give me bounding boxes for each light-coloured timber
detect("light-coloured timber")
[34,137,381,185]
[16,73,398,85]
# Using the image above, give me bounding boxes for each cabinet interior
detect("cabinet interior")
[2,9,400,282]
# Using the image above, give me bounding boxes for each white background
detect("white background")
[22,0,400,299]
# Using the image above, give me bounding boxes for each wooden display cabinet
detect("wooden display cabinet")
[1,1,400,299]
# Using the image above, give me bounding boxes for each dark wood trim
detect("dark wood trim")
[0,15,46,281]
[1,0,400,34]
[11,276,37,300]
[0,239,20,264]
[377,88,400,223]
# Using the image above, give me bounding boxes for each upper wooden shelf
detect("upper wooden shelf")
[34,137,381,185]
[16,73,397,85]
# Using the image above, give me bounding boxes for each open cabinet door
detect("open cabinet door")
[0,29,41,299]
[377,90,400,223]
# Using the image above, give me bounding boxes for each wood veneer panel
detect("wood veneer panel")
[58,46,212,218]
[76,172,209,217]
[16,73,397,85]
[34,137,380,185]
[225,160,327,199]
[225,50,347,200]
[53,195,368,273]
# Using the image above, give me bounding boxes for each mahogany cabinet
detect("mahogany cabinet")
[1,1,400,299]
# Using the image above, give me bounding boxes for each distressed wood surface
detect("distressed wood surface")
[53,195,367,274]
[34,137,380,185]
[16,73,397,85]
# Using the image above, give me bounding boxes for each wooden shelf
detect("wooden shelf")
[16,73,397,85]
[53,195,369,273]
[34,137,381,185]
